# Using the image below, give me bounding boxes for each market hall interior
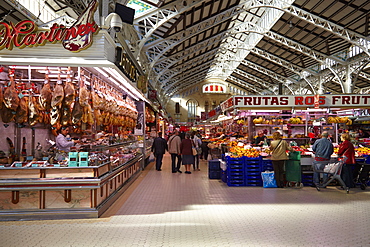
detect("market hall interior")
[1,154,370,247]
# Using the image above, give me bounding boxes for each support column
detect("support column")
[344,65,353,93]
[317,76,324,94]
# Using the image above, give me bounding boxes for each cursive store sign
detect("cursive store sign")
[220,94,370,110]
[0,0,99,52]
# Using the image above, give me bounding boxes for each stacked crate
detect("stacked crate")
[244,157,263,186]
[301,156,314,186]
[226,156,245,186]
[261,159,274,172]
[208,160,221,179]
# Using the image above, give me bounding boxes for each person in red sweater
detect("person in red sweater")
[337,133,356,188]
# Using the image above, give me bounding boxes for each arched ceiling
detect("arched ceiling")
[128,0,370,107]
[2,0,370,110]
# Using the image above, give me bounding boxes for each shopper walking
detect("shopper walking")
[337,133,356,188]
[200,139,210,160]
[151,132,168,171]
[312,131,334,186]
[168,130,182,173]
[180,133,195,174]
[191,131,202,171]
[269,132,293,188]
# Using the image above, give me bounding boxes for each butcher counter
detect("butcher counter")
[0,154,143,221]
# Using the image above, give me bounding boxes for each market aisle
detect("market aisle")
[1,153,370,247]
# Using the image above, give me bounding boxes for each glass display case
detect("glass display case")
[0,142,143,221]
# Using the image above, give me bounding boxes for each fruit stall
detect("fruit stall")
[207,136,370,187]
[207,95,370,187]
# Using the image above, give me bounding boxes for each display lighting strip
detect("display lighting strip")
[0,57,113,67]
[305,108,329,112]
[108,76,139,101]
[103,67,148,102]
[94,67,138,101]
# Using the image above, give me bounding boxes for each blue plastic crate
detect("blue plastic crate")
[245,167,261,172]
[301,173,313,186]
[208,160,221,170]
[228,171,244,175]
[227,180,246,187]
[226,156,244,162]
[245,181,262,186]
[228,164,244,169]
[209,170,221,179]
[262,167,274,172]
[245,156,262,161]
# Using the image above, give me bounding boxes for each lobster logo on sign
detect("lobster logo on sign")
[0,0,99,52]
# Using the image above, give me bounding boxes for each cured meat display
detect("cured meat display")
[3,69,20,111]
[0,66,139,134]
[39,69,52,111]
[28,94,40,126]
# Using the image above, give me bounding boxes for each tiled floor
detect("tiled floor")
[1,154,370,247]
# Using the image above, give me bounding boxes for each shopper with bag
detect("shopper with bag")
[180,133,195,174]
[168,130,182,173]
[337,133,355,188]
[191,131,202,171]
[269,132,293,188]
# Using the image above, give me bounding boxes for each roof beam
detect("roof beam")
[143,3,245,67]
[134,0,209,55]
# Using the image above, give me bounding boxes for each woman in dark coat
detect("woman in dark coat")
[180,133,195,174]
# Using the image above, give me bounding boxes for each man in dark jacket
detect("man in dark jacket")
[151,132,168,171]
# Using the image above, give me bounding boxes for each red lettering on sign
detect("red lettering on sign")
[234,97,243,105]
[319,96,326,105]
[332,96,340,104]
[228,98,233,108]
[271,97,279,105]
[253,97,261,105]
[0,19,98,51]
[352,96,360,104]
[244,97,252,105]
[280,97,288,105]
[295,97,304,105]
[342,96,350,104]
[363,96,370,104]
[305,96,314,105]
[262,97,270,105]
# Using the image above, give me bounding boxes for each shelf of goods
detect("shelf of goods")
[0,63,148,220]
[0,142,142,221]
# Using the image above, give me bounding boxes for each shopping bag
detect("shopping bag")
[323,162,339,173]
[192,147,198,156]
[261,171,277,188]
[149,153,155,162]
[207,154,212,160]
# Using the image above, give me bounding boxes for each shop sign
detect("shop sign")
[0,0,99,53]
[116,50,140,83]
[220,94,370,110]
[202,83,226,93]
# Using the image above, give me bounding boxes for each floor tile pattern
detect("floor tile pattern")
[1,154,370,247]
